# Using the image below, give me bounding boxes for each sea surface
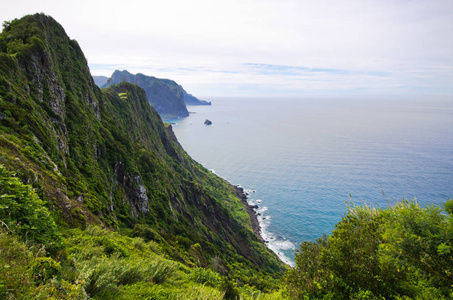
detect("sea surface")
[169,96,453,265]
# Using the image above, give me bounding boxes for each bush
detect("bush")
[0,230,34,298]
[29,256,61,284]
[0,164,62,253]
[148,259,176,284]
[189,267,222,287]
[285,199,453,299]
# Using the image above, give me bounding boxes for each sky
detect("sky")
[1,0,453,97]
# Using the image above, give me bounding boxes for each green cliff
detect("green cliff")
[0,13,284,299]
[104,70,189,119]
[1,12,451,300]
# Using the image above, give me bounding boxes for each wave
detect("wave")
[245,190,296,267]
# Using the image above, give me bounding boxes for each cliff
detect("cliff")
[0,13,284,298]
[103,70,189,119]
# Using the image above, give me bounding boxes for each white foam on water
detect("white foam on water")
[247,197,296,267]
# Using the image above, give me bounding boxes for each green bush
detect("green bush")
[0,230,34,298]
[189,267,222,287]
[0,164,62,253]
[29,256,61,284]
[149,259,176,284]
[285,199,453,299]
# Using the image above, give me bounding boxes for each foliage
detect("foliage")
[0,164,62,253]
[0,230,87,299]
[190,267,223,287]
[4,12,452,300]
[104,70,189,119]
[285,199,453,299]
[0,13,285,297]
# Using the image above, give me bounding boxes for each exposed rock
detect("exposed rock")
[115,161,149,217]
[234,185,263,243]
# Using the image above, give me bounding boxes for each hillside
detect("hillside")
[0,13,285,299]
[103,70,189,119]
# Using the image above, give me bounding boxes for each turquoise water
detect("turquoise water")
[170,96,453,265]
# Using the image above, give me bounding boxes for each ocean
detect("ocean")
[169,96,453,266]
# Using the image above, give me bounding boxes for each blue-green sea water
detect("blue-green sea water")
[170,96,453,265]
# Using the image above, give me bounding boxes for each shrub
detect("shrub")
[0,230,34,298]
[0,164,62,253]
[285,199,453,299]
[148,259,176,284]
[29,256,61,284]
[189,267,222,287]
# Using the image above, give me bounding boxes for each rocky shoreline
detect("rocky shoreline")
[234,185,264,243]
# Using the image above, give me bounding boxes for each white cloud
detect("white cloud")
[1,0,452,96]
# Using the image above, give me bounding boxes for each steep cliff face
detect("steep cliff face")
[104,70,189,119]
[0,13,284,285]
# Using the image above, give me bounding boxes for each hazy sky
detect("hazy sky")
[1,0,453,97]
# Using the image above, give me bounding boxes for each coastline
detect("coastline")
[234,185,264,243]
[234,184,296,267]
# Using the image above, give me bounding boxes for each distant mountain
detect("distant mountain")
[92,75,108,87]
[103,70,189,119]
[180,85,211,106]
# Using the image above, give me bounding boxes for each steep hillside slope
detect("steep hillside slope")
[0,13,284,291]
[104,70,189,119]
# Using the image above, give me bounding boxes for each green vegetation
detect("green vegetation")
[1,12,452,300]
[104,70,189,119]
[0,165,62,253]
[285,199,453,299]
[0,13,284,299]
[0,225,286,299]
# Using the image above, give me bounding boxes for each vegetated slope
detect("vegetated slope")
[180,85,211,106]
[285,200,453,299]
[0,12,284,291]
[104,70,189,119]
